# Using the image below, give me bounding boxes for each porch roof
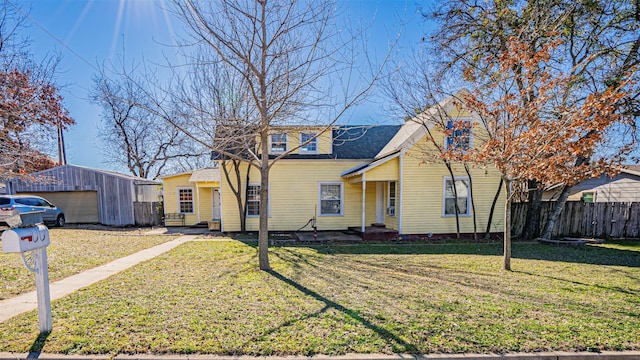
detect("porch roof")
[341,151,400,179]
[188,168,221,184]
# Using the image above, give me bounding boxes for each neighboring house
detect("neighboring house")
[543,167,640,203]
[160,167,221,226]
[5,164,162,226]
[193,90,504,238]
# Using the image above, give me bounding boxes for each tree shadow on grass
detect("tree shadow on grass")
[265,269,417,353]
[307,242,639,267]
[26,331,50,359]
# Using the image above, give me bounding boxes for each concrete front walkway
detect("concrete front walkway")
[0,234,198,323]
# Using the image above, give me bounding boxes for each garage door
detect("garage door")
[21,191,100,224]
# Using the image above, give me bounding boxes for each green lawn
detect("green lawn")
[0,239,638,356]
[0,228,177,299]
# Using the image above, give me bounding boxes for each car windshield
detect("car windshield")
[0,197,10,205]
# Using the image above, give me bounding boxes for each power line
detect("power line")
[6,0,101,73]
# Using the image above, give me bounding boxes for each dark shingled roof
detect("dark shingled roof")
[282,125,401,160]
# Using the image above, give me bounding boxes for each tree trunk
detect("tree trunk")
[521,180,543,239]
[540,156,588,240]
[484,177,503,240]
[464,164,477,241]
[540,184,570,239]
[445,163,461,239]
[241,162,251,232]
[221,159,247,233]
[503,177,512,271]
[258,150,270,270]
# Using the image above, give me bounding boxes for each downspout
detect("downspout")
[219,187,224,232]
[398,149,405,235]
[362,173,366,233]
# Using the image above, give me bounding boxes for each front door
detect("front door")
[212,189,221,220]
[376,182,384,224]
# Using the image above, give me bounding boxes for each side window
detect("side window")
[246,184,260,217]
[15,198,31,206]
[300,132,317,153]
[178,188,194,214]
[443,178,471,216]
[34,198,49,207]
[319,182,343,216]
[387,181,396,216]
[270,133,287,153]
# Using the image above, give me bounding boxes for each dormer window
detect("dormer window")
[270,133,287,153]
[300,132,317,153]
[445,118,472,151]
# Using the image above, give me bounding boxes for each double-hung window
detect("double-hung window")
[387,181,396,216]
[300,132,317,153]
[270,133,287,153]
[178,188,194,213]
[246,183,261,216]
[443,178,471,216]
[445,118,472,151]
[319,182,343,216]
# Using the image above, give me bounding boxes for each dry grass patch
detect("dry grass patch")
[0,239,638,355]
[0,228,177,299]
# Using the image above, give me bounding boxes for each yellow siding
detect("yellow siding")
[269,128,333,155]
[365,159,399,181]
[162,173,216,226]
[222,160,374,231]
[400,140,505,234]
[197,187,213,222]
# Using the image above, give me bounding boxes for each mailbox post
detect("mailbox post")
[1,212,52,333]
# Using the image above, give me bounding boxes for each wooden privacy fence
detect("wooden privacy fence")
[512,201,640,239]
[133,201,162,226]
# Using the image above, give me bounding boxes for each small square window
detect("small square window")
[271,133,287,153]
[300,132,317,153]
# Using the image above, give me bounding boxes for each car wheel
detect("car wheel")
[55,214,65,227]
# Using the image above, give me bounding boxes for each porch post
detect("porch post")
[196,183,201,223]
[362,173,366,233]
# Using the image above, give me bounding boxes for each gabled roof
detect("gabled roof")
[160,167,221,182]
[376,89,471,159]
[189,168,221,182]
[24,164,160,185]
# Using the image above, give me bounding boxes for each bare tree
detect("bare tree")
[156,0,390,270]
[91,61,208,180]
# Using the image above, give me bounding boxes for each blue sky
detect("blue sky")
[14,0,431,173]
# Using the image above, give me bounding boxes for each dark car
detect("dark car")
[0,195,65,227]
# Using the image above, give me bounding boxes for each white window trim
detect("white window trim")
[299,132,318,154]
[444,117,474,151]
[387,181,396,217]
[318,181,344,216]
[442,177,471,217]
[269,133,288,154]
[177,187,195,214]
[246,182,270,218]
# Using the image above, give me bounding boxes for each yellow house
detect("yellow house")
[209,90,506,239]
[160,167,221,226]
